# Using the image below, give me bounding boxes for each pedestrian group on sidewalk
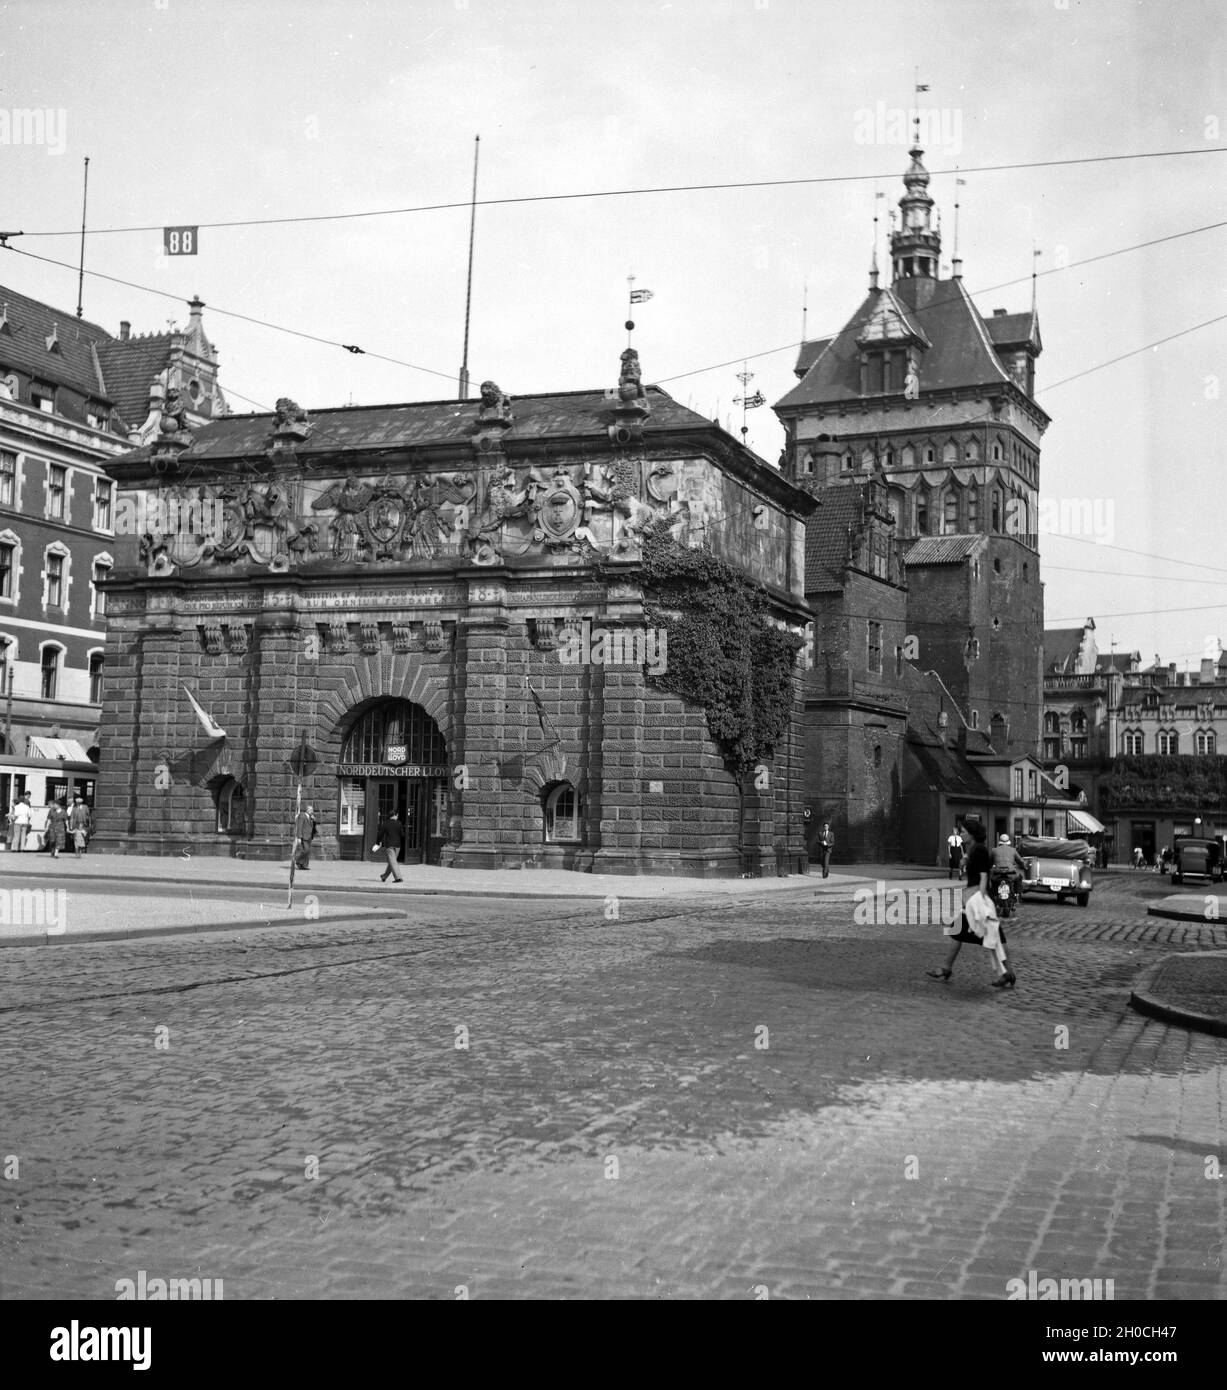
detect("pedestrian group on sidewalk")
[5,792,92,860]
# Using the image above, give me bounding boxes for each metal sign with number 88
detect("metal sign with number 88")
[163,226,198,255]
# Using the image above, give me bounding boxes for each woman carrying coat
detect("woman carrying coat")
[926,818,1017,989]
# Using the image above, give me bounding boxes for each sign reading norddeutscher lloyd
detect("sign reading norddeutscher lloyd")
[336,764,449,778]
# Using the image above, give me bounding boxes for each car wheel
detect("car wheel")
[1076,892,1089,907]
[1173,874,1182,885]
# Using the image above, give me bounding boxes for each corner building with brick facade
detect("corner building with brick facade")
[93,358,815,876]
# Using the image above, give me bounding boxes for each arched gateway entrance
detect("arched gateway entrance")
[336,700,449,865]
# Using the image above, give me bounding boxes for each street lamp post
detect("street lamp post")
[1038,789,1049,837]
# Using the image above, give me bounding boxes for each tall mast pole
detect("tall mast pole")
[76,156,89,319]
[459,135,480,400]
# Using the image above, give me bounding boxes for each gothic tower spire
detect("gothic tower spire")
[890,140,941,283]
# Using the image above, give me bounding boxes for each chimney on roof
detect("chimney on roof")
[188,296,204,326]
[1201,658,1215,684]
[1168,663,1176,682]
[119,321,130,341]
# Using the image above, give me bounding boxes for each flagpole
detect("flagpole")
[287,728,306,909]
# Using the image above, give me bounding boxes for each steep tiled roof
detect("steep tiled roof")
[793,337,831,378]
[907,733,997,799]
[903,534,985,567]
[1044,626,1084,673]
[0,284,112,396]
[95,335,176,429]
[776,275,1013,412]
[803,485,865,592]
[1101,652,1141,671]
[123,386,753,463]
[984,309,1039,349]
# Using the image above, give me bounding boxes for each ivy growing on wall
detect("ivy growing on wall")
[1099,755,1227,810]
[639,521,801,777]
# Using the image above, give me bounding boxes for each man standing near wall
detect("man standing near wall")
[818,821,834,878]
[10,793,32,852]
[293,804,317,870]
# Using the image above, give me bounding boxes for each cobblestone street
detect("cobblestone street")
[2,872,1224,1300]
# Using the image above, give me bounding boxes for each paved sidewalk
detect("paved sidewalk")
[1149,890,1227,922]
[1131,951,1227,1038]
[0,884,399,947]
[0,850,937,902]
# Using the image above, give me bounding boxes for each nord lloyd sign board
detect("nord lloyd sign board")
[337,763,449,777]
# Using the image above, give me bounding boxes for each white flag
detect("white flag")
[183,684,226,740]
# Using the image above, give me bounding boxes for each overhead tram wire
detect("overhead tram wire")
[7,214,1225,409]
[686,308,1227,539]
[14,145,1227,239]
[657,218,1227,386]
[2,244,460,386]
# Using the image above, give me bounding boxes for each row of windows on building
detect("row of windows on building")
[0,539,111,617]
[0,368,113,429]
[800,435,1038,485]
[0,451,116,530]
[0,639,104,703]
[1043,709,1088,759]
[1120,728,1216,755]
[215,778,584,842]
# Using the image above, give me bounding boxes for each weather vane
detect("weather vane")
[733,362,765,443]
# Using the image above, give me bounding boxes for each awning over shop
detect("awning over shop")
[1067,808,1105,834]
[27,737,93,762]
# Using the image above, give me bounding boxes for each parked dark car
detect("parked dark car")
[1016,835,1094,907]
[1170,836,1223,885]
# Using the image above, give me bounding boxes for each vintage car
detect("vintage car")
[1170,836,1223,885]
[1016,835,1094,907]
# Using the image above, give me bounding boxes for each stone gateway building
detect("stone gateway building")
[93,355,815,876]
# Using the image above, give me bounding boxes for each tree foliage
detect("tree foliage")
[640,522,800,777]
[1098,754,1227,810]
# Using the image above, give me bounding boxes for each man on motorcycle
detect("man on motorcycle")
[991,833,1028,910]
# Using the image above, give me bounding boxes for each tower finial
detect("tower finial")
[889,82,939,283]
[870,190,884,290]
[1032,245,1042,314]
[952,177,965,278]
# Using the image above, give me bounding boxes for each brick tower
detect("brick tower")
[775,134,1047,756]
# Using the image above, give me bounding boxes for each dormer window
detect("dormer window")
[31,381,55,414]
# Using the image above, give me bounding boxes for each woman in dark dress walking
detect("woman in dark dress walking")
[45,797,68,860]
[926,819,1016,988]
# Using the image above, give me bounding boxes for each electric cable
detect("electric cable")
[15,145,1227,238]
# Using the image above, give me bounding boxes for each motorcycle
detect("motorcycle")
[991,869,1018,919]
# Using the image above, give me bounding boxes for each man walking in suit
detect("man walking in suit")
[374,810,404,884]
[293,804,317,870]
[818,821,834,878]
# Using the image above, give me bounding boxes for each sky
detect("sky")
[1,0,1224,670]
